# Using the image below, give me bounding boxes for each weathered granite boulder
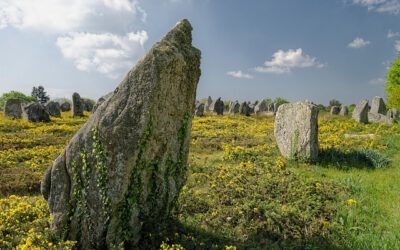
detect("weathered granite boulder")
[229,101,240,114]
[368,112,392,125]
[46,101,61,117]
[195,103,205,117]
[93,93,113,112]
[60,102,71,112]
[387,108,398,120]
[352,99,369,123]
[254,100,267,115]
[212,97,224,115]
[330,106,340,115]
[274,101,319,161]
[23,102,51,122]
[339,106,349,116]
[370,96,386,115]
[82,98,95,112]
[4,99,25,119]
[72,92,85,117]
[239,102,251,116]
[41,19,201,249]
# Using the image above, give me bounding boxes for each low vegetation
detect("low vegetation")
[0,112,399,249]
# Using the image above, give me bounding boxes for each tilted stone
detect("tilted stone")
[41,19,201,249]
[352,99,369,123]
[339,106,349,116]
[370,96,386,115]
[195,103,205,117]
[72,92,85,117]
[46,101,61,117]
[23,102,51,122]
[239,102,251,116]
[60,102,71,112]
[229,101,240,114]
[274,101,319,161]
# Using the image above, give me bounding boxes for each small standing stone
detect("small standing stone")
[23,102,51,122]
[46,101,61,117]
[352,99,369,123]
[274,101,319,161]
[370,96,386,115]
[212,97,224,115]
[72,92,84,117]
[255,100,267,116]
[239,102,251,116]
[4,99,25,119]
[229,101,240,114]
[195,103,205,117]
[330,106,340,115]
[339,106,349,116]
[205,96,212,112]
[60,102,71,112]
[387,108,398,120]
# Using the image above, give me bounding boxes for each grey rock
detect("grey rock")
[229,101,240,114]
[4,98,26,119]
[93,92,113,112]
[330,106,340,115]
[274,101,319,161]
[212,97,224,115]
[41,19,201,249]
[339,106,349,116]
[387,108,398,120]
[46,101,61,117]
[205,96,212,112]
[195,103,205,117]
[368,112,393,125]
[248,103,255,114]
[239,102,251,116]
[72,92,84,117]
[82,98,95,112]
[60,102,71,112]
[352,99,369,123]
[23,102,51,122]
[370,96,386,115]
[255,100,267,115]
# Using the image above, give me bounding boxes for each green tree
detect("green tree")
[386,53,400,110]
[0,91,36,109]
[31,85,50,104]
[273,97,289,106]
[328,99,342,108]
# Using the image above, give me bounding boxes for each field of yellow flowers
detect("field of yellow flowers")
[1,112,399,249]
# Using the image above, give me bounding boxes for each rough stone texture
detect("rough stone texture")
[370,96,386,115]
[4,98,25,119]
[93,93,113,112]
[82,98,95,112]
[368,112,393,125]
[387,108,399,120]
[41,19,201,249]
[46,101,61,117]
[352,99,369,123]
[339,106,349,116]
[212,97,224,115]
[254,100,267,115]
[330,106,340,115]
[205,96,212,112]
[274,101,319,161]
[72,93,85,117]
[239,102,251,116]
[60,102,71,112]
[229,101,240,114]
[195,103,205,117]
[23,102,51,122]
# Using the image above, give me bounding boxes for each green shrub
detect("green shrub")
[386,53,400,110]
[0,91,35,109]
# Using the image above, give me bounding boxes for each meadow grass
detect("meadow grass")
[0,112,399,249]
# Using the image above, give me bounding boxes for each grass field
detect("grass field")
[0,112,399,249]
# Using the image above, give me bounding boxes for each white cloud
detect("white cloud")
[0,0,146,32]
[352,0,400,14]
[56,31,148,78]
[255,48,323,74]
[348,37,370,48]
[395,40,400,51]
[227,70,254,79]
[388,29,400,38]
[369,78,386,85]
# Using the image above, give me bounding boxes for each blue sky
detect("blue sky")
[0,0,400,105]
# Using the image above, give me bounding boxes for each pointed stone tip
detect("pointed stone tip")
[163,19,193,46]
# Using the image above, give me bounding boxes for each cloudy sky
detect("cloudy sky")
[0,0,400,105]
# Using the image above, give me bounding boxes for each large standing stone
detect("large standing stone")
[72,92,84,117]
[239,102,251,116]
[4,99,25,119]
[330,106,340,115]
[93,93,113,112]
[23,102,51,122]
[274,101,319,161]
[370,96,386,115]
[41,19,201,249]
[195,103,205,117]
[352,99,369,123]
[60,102,71,112]
[212,97,224,115]
[229,101,240,114]
[339,106,349,116]
[46,101,61,117]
